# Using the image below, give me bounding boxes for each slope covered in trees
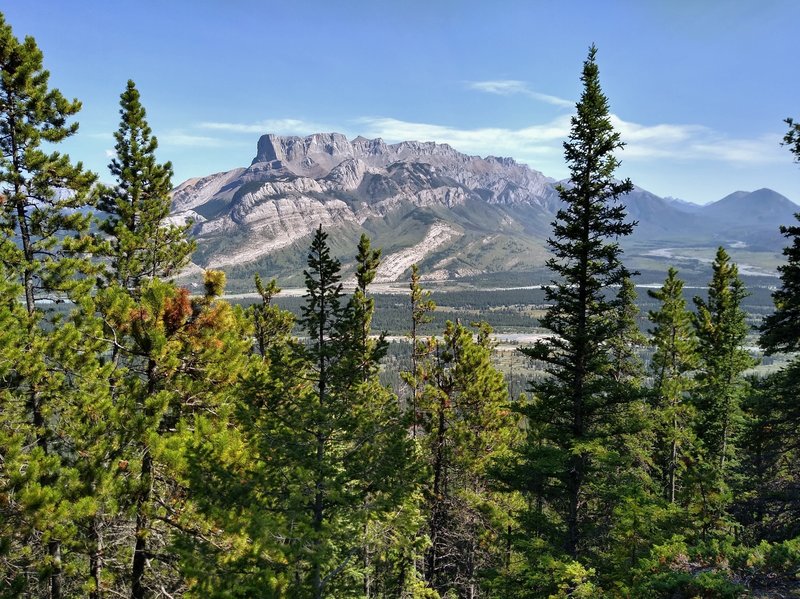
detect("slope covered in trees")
[1,14,799,598]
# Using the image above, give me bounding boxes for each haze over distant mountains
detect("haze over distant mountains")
[170,133,798,286]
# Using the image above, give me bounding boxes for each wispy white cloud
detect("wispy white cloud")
[191,111,784,172]
[610,116,784,164]
[354,114,785,169]
[468,80,574,108]
[355,116,569,160]
[159,130,233,148]
[198,118,336,135]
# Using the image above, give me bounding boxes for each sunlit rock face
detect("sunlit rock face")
[171,132,795,281]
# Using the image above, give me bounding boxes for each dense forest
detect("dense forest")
[1,13,800,598]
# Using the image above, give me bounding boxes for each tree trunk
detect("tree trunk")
[89,513,104,599]
[49,540,62,599]
[131,358,157,599]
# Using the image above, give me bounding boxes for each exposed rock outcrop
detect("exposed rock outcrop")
[170,132,796,282]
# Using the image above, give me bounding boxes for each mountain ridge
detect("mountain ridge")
[170,132,797,287]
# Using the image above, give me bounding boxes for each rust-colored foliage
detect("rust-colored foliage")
[163,288,192,334]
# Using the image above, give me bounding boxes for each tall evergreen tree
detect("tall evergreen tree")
[737,114,800,545]
[404,264,436,438]
[93,81,233,599]
[689,248,756,540]
[609,277,647,384]
[299,227,416,597]
[0,14,98,598]
[692,247,755,474]
[97,80,194,291]
[189,229,419,597]
[647,267,698,504]
[509,44,636,561]
[760,218,800,354]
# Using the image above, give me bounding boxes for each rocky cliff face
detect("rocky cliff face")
[171,132,560,276]
[171,132,796,286]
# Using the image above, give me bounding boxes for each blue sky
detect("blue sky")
[6,0,800,204]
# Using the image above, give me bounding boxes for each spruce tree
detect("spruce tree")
[300,227,416,597]
[647,267,698,504]
[510,45,635,561]
[609,277,647,384]
[190,229,418,597]
[692,248,755,474]
[689,248,755,539]
[251,273,294,357]
[760,208,800,353]
[739,115,800,544]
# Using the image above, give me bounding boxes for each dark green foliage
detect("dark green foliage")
[735,365,800,544]
[648,267,698,504]
[508,45,636,563]
[686,248,756,544]
[784,116,800,164]
[183,229,419,597]
[98,80,194,290]
[403,264,436,438]
[609,277,647,384]
[419,320,520,597]
[692,248,755,475]
[760,210,800,353]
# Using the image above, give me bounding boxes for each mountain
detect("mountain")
[170,133,797,288]
[171,132,561,285]
[702,188,798,225]
[694,188,798,249]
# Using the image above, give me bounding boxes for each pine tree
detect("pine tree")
[647,268,699,505]
[97,80,194,291]
[420,320,520,597]
[510,45,636,561]
[188,229,418,597]
[689,247,756,539]
[403,264,436,438]
[0,14,99,597]
[93,82,239,598]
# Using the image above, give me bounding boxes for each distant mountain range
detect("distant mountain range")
[170,133,798,287]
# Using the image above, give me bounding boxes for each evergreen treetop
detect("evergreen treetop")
[98,80,194,290]
[513,44,637,561]
[761,117,800,354]
[0,12,97,312]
